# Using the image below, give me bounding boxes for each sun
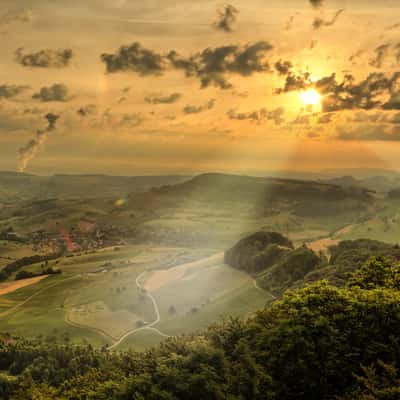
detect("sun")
[300,89,322,106]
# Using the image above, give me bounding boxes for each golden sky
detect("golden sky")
[0,0,400,175]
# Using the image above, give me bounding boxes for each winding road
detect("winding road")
[107,270,170,350]
[0,250,276,350]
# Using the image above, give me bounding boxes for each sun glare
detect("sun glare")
[300,89,322,106]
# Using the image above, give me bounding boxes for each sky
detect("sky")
[1,0,400,175]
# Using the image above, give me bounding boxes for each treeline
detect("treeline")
[0,254,60,282]
[0,256,399,399]
[15,267,61,281]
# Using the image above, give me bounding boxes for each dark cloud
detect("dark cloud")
[175,41,273,89]
[23,107,43,115]
[0,84,29,99]
[214,4,239,32]
[77,104,98,117]
[310,0,323,8]
[18,113,60,172]
[369,43,391,69]
[274,60,293,76]
[101,42,167,75]
[99,110,144,129]
[313,9,345,30]
[277,71,400,112]
[227,107,285,125]
[119,113,144,127]
[275,72,310,94]
[16,48,73,68]
[102,41,273,89]
[145,93,182,104]
[383,92,400,110]
[183,99,215,114]
[32,84,70,102]
[231,90,249,98]
[349,49,365,65]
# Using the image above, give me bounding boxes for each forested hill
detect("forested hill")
[1,251,400,398]
[225,231,400,296]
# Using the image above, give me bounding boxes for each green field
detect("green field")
[0,244,273,349]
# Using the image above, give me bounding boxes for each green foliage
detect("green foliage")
[348,256,400,289]
[0,255,399,399]
[340,362,400,400]
[257,245,321,294]
[224,231,293,274]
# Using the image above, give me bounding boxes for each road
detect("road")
[108,252,225,350]
[107,270,170,350]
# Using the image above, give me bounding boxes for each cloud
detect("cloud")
[276,71,400,112]
[383,92,400,110]
[349,111,387,123]
[227,107,285,124]
[292,114,311,125]
[77,104,98,117]
[18,113,60,172]
[313,9,345,30]
[386,22,400,31]
[101,41,273,89]
[32,84,70,102]
[101,42,167,75]
[318,113,334,124]
[0,9,33,26]
[274,60,293,76]
[145,93,182,104]
[231,90,249,98]
[335,124,400,142]
[310,40,318,50]
[0,84,29,99]
[214,4,239,32]
[349,49,365,65]
[100,109,144,128]
[171,41,273,89]
[15,48,73,68]
[119,113,144,127]
[310,0,323,8]
[183,99,215,114]
[275,72,310,94]
[369,43,391,68]
[285,15,295,31]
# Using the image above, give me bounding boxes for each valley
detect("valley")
[1,171,400,350]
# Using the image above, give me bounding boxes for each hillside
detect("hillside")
[0,173,377,251]
[0,172,190,201]
[225,232,400,296]
[0,254,399,399]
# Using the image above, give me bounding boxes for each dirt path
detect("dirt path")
[0,275,49,296]
[0,275,80,318]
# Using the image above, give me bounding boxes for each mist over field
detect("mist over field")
[1,0,400,398]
